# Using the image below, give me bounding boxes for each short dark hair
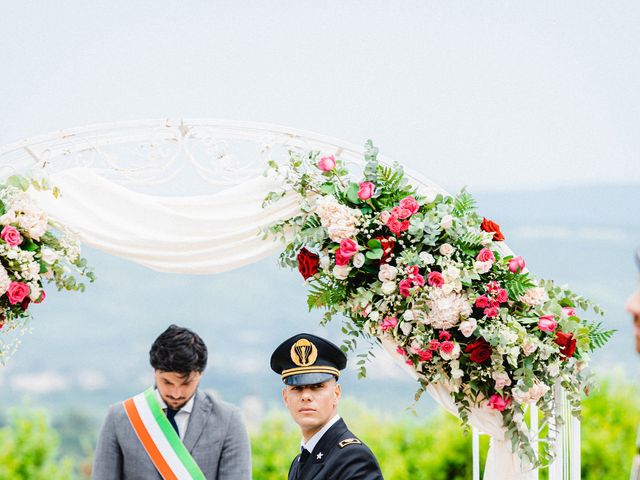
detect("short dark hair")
[149,325,208,375]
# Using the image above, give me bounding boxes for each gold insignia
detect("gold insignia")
[338,438,361,448]
[290,338,318,366]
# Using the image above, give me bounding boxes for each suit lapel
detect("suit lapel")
[182,390,212,452]
[300,419,349,479]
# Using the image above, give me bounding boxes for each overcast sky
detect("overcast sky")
[1,1,638,192]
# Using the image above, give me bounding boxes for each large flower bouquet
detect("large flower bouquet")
[0,175,94,362]
[264,142,614,465]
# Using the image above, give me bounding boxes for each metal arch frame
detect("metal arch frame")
[0,118,577,480]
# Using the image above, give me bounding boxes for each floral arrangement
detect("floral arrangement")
[264,142,614,465]
[0,175,94,362]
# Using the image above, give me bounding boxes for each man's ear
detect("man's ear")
[282,387,289,407]
[334,383,341,404]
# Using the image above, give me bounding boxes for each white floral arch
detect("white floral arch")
[0,119,579,480]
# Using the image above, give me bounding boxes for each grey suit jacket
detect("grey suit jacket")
[92,390,251,480]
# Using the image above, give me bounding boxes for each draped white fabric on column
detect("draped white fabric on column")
[32,167,535,480]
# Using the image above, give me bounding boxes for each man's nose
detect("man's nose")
[626,290,640,314]
[300,387,313,400]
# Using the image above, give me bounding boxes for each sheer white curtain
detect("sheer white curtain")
[32,167,534,480]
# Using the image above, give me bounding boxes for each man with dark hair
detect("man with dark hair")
[271,333,383,480]
[93,325,251,480]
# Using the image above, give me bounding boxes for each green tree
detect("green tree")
[0,411,76,480]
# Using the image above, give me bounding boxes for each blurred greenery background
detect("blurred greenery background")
[1,377,637,480]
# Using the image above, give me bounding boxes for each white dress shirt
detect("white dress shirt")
[154,389,195,441]
[300,414,341,455]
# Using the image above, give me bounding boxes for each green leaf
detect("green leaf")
[0,200,5,216]
[366,249,383,260]
[346,182,361,204]
[7,175,30,192]
[21,239,38,252]
[320,182,336,195]
[367,239,382,250]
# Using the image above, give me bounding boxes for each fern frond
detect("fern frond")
[587,321,616,350]
[452,189,477,217]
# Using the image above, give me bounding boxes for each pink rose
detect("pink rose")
[439,341,454,354]
[538,314,558,333]
[335,250,350,266]
[399,196,420,215]
[508,256,526,273]
[488,394,511,412]
[6,282,31,305]
[484,307,499,318]
[496,289,508,304]
[439,330,452,341]
[428,339,440,350]
[412,274,425,287]
[1,225,22,247]
[339,239,358,259]
[316,155,336,172]
[562,307,576,317]
[380,316,398,331]
[387,217,403,234]
[357,182,375,200]
[476,248,495,263]
[475,295,490,308]
[399,279,413,297]
[380,211,391,223]
[427,271,444,288]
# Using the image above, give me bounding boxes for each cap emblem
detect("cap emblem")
[290,338,318,366]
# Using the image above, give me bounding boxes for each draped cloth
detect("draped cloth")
[31,167,535,479]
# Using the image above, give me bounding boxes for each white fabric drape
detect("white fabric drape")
[32,167,534,479]
[30,168,300,274]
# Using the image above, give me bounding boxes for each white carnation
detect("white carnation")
[474,261,492,274]
[458,318,477,337]
[352,253,365,268]
[381,281,396,295]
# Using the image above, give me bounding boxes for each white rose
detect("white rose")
[41,247,59,265]
[440,214,453,230]
[548,362,561,377]
[492,371,512,390]
[474,260,492,274]
[381,281,397,295]
[419,252,435,265]
[439,243,454,256]
[378,264,398,282]
[0,265,10,295]
[369,311,380,322]
[443,266,460,281]
[522,339,538,356]
[402,310,414,321]
[400,321,413,336]
[422,187,438,204]
[458,318,477,337]
[353,253,365,268]
[332,265,351,280]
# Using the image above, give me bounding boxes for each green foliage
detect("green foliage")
[451,189,477,217]
[586,321,616,351]
[0,411,76,480]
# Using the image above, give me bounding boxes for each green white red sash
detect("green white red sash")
[123,388,205,480]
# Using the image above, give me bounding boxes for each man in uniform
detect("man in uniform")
[93,324,251,480]
[270,333,383,480]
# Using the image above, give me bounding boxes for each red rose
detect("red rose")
[296,248,320,280]
[465,338,492,363]
[21,297,30,311]
[481,218,505,241]
[555,331,577,358]
[375,236,396,263]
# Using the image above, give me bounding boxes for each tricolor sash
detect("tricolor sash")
[123,388,206,480]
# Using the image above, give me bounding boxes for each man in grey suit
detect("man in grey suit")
[93,325,251,480]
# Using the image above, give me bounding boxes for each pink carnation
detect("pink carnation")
[439,330,452,341]
[399,279,413,297]
[428,339,440,350]
[484,307,499,318]
[486,281,501,293]
[475,295,490,308]
[417,349,433,362]
[496,288,508,304]
[391,206,412,220]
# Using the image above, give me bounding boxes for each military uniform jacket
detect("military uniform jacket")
[288,418,383,480]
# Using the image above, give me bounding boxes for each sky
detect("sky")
[1,1,639,192]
